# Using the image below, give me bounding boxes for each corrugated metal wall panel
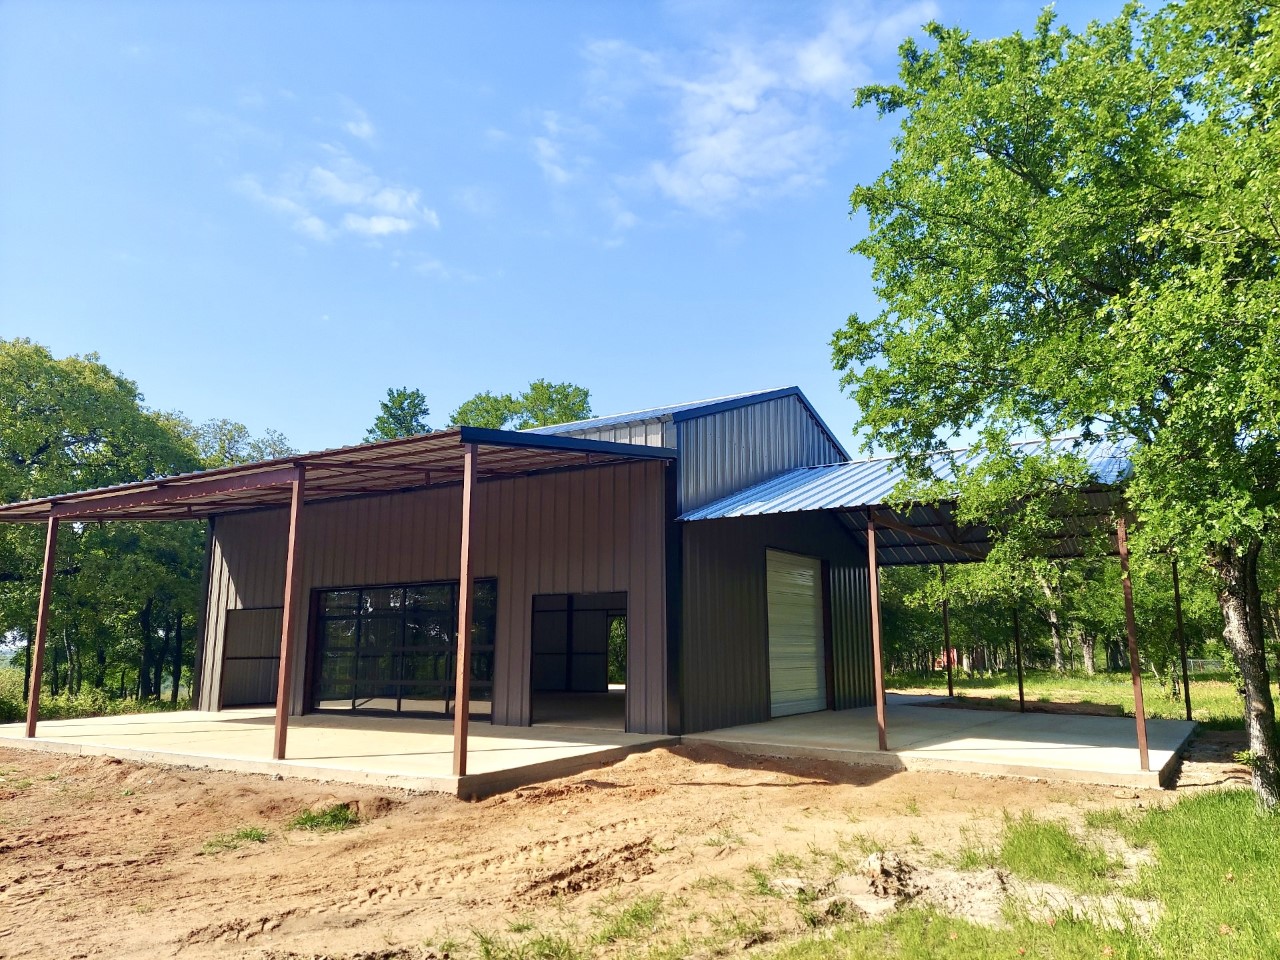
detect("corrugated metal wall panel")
[198,461,670,733]
[681,512,872,734]
[546,419,673,448]
[678,396,846,514]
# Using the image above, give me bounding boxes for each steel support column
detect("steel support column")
[452,443,478,777]
[867,517,888,751]
[272,469,306,761]
[1012,605,1026,712]
[1116,517,1150,772]
[940,564,954,698]
[1172,557,1192,722]
[25,517,59,738]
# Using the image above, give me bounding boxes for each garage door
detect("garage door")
[767,550,827,717]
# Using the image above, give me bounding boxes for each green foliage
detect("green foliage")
[288,803,358,832]
[0,339,267,713]
[834,0,1280,805]
[451,379,591,430]
[365,386,431,441]
[606,615,626,685]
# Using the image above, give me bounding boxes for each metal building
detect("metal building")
[0,388,884,769]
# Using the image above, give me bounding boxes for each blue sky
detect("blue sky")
[0,0,1122,455]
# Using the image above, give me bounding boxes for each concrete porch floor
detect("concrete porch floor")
[684,695,1197,789]
[0,709,675,799]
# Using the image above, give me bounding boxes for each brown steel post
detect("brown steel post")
[1116,517,1150,771]
[25,517,59,738]
[272,469,306,761]
[1172,557,1192,722]
[867,518,888,751]
[452,443,478,777]
[940,564,954,698]
[1012,605,1025,712]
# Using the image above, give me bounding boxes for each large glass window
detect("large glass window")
[312,579,496,719]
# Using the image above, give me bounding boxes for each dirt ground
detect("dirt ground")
[0,736,1250,960]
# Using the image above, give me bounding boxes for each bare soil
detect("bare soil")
[0,737,1244,960]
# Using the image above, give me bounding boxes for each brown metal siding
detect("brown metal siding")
[678,396,846,513]
[680,512,872,734]
[198,460,670,733]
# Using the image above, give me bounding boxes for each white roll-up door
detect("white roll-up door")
[767,550,827,717]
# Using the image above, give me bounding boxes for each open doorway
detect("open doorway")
[530,592,627,730]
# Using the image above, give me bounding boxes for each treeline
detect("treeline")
[0,338,594,719]
[0,339,296,717]
[880,551,1280,696]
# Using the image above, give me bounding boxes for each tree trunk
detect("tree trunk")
[1035,573,1066,673]
[171,614,183,705]
[1212,538,1280,811]
[62,626,77,695]
[1080,631,1097,676]
[139,599,154,700]
[23,624,33,703]
[50,642,60,697]
[153,622,169,701]
[94,642,107,689]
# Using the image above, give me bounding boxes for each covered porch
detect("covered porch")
[687,694,1196,789]
[0,708,675,799]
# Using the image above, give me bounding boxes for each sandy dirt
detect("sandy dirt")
[0,738,1244,960]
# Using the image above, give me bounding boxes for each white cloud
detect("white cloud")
[342,102,376,141]
[531,112,597,186]
[238,146,438,242]
[577,2,938,213]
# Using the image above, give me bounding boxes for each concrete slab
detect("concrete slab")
[0,709,675,799]
[685,697,1197,789]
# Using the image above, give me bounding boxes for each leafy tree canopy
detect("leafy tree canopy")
[450,379,591,430]
[365,387,431,442]
[834,1,1280,806]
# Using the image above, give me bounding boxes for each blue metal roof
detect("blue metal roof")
[678,437,1133,521]
[525,386,851,460]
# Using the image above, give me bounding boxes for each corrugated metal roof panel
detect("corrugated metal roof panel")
[525,386,851,461]
[678,437,1133,521]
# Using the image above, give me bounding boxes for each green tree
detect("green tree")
[833,3,1280,806]
[450,379,591,430]
[0,339,206,707]
[365,387,431,442]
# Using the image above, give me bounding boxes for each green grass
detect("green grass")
[889,667,1244,729]
[288,803,358,832]
[766,788,1278,960]
[593,893,664,944]
[202,826,270,853]
[0,667,192,723]
[996,814,1120,893]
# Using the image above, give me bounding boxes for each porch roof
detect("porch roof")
[0,427,677,523]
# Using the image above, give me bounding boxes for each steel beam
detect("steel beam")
[52,466,301,518]
[869,509,984,561]
[1172,557,1192,722]
[867,517,888,750]
[1116,517,1150,771]
[452,443,478,777]
[1012,605,1026,712]
[272,470,306,761]
[940,564,954,698]
[25,518,59,737]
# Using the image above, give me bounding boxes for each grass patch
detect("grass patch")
[288,803,358,833]
[202,825,270,853]
[999,813,1120,893]
[889,667,1243,729]
[475,931,584,960]
[593,893,664,943]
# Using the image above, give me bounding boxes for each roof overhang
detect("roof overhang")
[0,427,676,524]
[678,439,1131,565]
